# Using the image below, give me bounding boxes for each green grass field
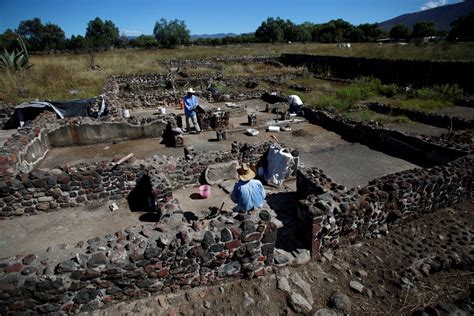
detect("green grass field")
[1,42,472,106]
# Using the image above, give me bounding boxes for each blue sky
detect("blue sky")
[0,0,461,37]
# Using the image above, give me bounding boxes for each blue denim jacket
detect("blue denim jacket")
[231,179,266,212]
[183,95,198,116]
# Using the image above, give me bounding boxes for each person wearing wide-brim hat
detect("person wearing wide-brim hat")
[183,88,201,134]
[230,163,266,213]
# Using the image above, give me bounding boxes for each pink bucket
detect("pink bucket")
[199,185,211,199]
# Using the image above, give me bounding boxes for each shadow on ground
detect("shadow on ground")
[127,174,163,221]
[266,191,308,252]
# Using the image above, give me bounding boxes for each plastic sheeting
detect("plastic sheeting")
[16,98,96,119]
[15,98,98,126]
[264,144,295,187]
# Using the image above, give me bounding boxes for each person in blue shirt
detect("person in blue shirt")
[183,88,201,134]
[231,163,266,213]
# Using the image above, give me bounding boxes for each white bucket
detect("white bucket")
[123,109,130,118]
[159,107,166,115]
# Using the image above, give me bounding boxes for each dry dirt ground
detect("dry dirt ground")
[87,200,474,316]
[37,100,418,188]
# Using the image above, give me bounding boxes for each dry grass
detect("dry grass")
[345,109,411,124]
[222,62,303,77]
[1,42,472,104]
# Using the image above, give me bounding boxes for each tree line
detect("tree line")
[1,14,473,53]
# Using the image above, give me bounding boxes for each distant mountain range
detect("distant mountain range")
[190,33,238,40]
[378,0,474,31]
[123,33,239,40]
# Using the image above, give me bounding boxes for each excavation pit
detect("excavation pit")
[0,58,472,314]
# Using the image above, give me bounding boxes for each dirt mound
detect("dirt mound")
[292,128,311,137]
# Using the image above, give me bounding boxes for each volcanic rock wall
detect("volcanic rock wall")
[280,54,474,93]
[105,71,308,110]
[366,102,474,130]
[304,109,470,166]
[0,203,277,314]
[297,154,473,257]
[296,108,473,258]
[0,141,278,218]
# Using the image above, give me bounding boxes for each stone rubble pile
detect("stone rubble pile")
[421,129,474,153]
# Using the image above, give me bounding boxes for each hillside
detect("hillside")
[378,0,474,31]
[190,33,238,39]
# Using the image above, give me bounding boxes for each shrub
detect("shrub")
[379,83,398,97]
[0,36,33,71]
[415,84,463,102]
[316,95,350,111]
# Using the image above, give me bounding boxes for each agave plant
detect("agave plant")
[0,36,33,71]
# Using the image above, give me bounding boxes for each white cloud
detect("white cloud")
[121,29,142,36]
[421,0,449,10]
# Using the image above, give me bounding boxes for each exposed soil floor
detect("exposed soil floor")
[88,200,474,316]
[37,100,419,188]
[436,105,474,120]
[0,181,293,258]
[0,199,137,257]
[385,120,449,137]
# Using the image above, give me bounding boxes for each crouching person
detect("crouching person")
[231,164,266,213]
[287,94,304,116]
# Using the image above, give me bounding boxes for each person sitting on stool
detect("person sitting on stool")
[183,88,201,134]
[231,163,266,213]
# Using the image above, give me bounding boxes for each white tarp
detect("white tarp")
[264,145,294,187]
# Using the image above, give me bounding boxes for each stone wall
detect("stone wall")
[0,160,171,217]
[105,71,309,110]
[296,154,473,258]
[0,202,277,314]
[280,54,474,93]
[0,110,169,176]
[420,130,474,153]
[366,102,474,130]
[0,141,280,218]
[47,120,167,147]
[304,109,470,167]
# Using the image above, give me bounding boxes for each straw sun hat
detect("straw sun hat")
[237,163,256,181]
[187,88,195,94]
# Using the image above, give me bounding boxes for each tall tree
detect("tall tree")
[357,23,386,42]
[41,23,66,51]
[411,21,436,38]
[255,17,286,42]
[85,17,119,51]
[16,18,44,51]
[67,35,88,52]
[0,29,19,51]
[311,19,352,43]
[295,22,314,42]
[347,28,366,42]
[448,12,474,41]
[16,18,66,52]
[390,24,411,40]
[130,35,158,48]
[153,18,190,48]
